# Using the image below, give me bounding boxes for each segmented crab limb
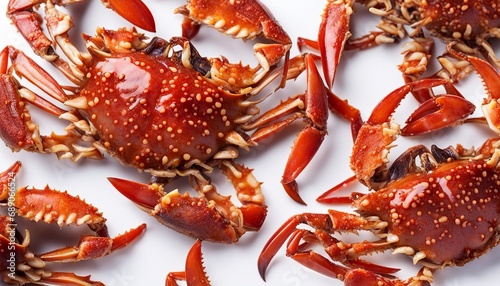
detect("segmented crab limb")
[40,223,146,262]
[165,240,211,286]
[108,178,246,243]
[3,46,67,103]
[288,229,399,276]
[25,272,105,286]
[0,46,102,160]
[175,0,292,87]
[246,54,328,204]
[326,89,363,140]
[447,45,500,134]
[219,161,267,231]
[258,210,390,281]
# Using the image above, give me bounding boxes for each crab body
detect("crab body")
[354,157,499,266]
[80,49,245,171]
[413,0,500,42]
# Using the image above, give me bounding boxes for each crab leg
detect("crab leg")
[0,162,146,285]
[165,240,211,286]
[40,223,146,262]
[243,54,328,204]
[0,46,102,160]
[258,210,397,282]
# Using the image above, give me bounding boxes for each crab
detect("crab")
[299,0,500,103]
[0,0,331,242]
[257,51,500,284]
[0,161,146,285]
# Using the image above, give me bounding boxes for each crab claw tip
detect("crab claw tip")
[108,177,160,211]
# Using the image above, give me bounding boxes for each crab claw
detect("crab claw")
[105,0,156,32]
[109,178,246,243]
[351,78,453,189]
[447,44,500,134]
[8,185,146,262]
[166,240,211,286]
[401,94,475,136]
[318,0,352,88]
[40,223,146,262]
[175,0,292,87]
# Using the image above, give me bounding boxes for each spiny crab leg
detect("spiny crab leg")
[166,240,211,286]
[0,161,146,285]
[175,0,292,88]
[258,210,399,282]
[109,161,266,243]
[244,54,328,204]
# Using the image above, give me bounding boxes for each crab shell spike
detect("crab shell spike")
[14,186,106,227]
[105,0,156,32]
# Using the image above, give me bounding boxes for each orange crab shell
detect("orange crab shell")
[79,50,246,171]
[353,157,500,265]
[418,0,500,41]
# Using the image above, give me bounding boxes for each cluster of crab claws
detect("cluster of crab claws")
[0,161,146,285]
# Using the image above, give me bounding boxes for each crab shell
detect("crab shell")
[352,154,500,266]
[75,38,249,172]
[417,0,500,42]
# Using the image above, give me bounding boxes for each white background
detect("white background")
[0,1,499,285]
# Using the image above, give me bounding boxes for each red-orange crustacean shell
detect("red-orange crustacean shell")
[80,51,245,170]
[354,155,500,265]
[419,0,500,41]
